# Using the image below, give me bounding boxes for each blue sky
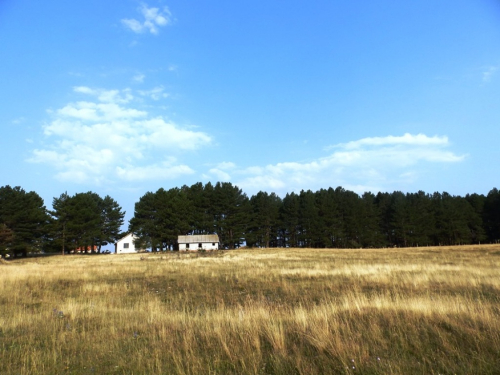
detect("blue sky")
[1,0,500,225]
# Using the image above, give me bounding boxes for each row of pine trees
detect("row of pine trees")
[130,182,500,250]
[1,183,500,256]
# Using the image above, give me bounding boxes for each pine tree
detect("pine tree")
[484,188,500,243]
[465,193,487,244]
[98,195,125,251]
[248,191,281,248]
[315,188,342,248]
[374,192,392,246]
[298,190,320,247]
[51,192,125,253]
[0,186,49,257]
[187,182,214,234]
[212,182,250,249]
[359,192,383,248]
[0,223,15,256]
[51,192,71,254]
[129,191,160,251]
[280,192,300,248]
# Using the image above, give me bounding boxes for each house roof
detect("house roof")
[115,233,135,244]
[178,234,219,244]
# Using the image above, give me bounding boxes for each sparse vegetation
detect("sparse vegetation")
[1,245,500,374]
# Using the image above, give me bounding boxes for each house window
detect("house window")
[186,244,189,249]
[124,243,129,249]
[212,243,215,246]
[198,243,202,248]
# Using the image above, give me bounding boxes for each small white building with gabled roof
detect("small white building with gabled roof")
[115,233,143,254]
[178,234,219,251]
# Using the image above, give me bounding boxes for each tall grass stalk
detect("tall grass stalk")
[1,245,499,374]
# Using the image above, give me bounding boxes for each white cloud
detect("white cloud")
[73,86,94,95]
[29,86,212,184]
[208,168,231,181]
[216,162,236,170]
[204,133,465,196]
[235,175,287,191]
[122,3,173,35]
[140,118,212,149]
[56,101,146,122]
[116,161,194,181]
[202,162,238,183]
[122,19,143,33]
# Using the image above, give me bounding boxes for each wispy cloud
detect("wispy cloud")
[73,86,134,104]
[29,86,211,184]
[203,133,466,195]
[12,117,25,125]
[122,3,173,35]
[482,65,498,82]
[330,133,449,150]
[133,73,145,83]
[138,86,169,100]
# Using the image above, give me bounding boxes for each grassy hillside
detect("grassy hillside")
[1,245,500,374]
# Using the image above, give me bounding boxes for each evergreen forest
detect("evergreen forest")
[2,182,499,256]
[0,186,124,257]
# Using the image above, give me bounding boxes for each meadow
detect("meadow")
[1,245,499,374]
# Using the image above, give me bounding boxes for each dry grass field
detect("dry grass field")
[1,245,500,374]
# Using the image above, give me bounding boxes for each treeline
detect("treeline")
[0,186,124,257]
[1,183,500,256]
[129,182,500,250]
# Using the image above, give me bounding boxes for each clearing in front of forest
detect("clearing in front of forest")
[1,245,499,374]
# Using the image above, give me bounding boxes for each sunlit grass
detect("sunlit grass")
[1,245,500,374]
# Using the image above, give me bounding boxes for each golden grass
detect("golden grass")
[1,245,500,374]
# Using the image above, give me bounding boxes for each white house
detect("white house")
[115,233,143,254]
[178,234,219,251]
